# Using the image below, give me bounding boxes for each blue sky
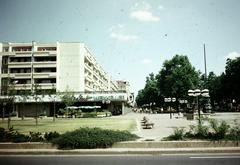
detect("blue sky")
[0,0,240,95]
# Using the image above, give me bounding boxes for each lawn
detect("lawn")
[0,117,137,134]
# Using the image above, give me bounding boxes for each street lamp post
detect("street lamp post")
[179,99,188,113]
[149,102,156,113]
[164,97,176,119]
[188,89,209,124]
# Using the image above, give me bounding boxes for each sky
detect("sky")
[0,0,240,95]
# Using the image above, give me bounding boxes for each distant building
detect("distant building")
[0,42,132,116]
[116,80,134,106]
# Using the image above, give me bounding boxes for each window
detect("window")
[3,47,9,52]
[2,57,8,65]
[37,47,57,51]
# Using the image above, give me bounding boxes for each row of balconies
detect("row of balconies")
[2,51,57,57]
[10,83,56,90]
[8,61,56,68]
[1,72,56,79]
[3,45,57,53]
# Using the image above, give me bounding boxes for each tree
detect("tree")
[47,84,57,122]
[19,85,31,120]
[60,89,77,118]
[135,73,160,106]
[224,57,240,103]
[156,55,199,99]
[32,84,43,126]
[7,83,17,130]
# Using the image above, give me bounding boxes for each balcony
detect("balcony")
[85,55,93,64]
[33,72,56,79]
[34,51,57,57]
[13,73,31,78]
[84,85,93,92]
[8,62,31,68]
[33,62,56,68]
[13,84,31,90]
[85,74,93,82]
[14,52,32,57]
[35,83,56,89]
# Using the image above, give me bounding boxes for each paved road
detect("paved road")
[1,154,240,165]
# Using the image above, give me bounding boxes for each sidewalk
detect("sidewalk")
[119,112,240,140]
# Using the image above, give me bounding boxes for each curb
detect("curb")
[1,141,239,150]
[0,148,240,155]
[112,141,240,148]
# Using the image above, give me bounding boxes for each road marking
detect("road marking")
[190,156,240,159]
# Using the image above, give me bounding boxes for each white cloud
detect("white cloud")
[130,1,160,22]
[110,32,138,42]
[109,24,139,42]
[225,52,240,60]
[131,1,152,11]
[142,58,152,64]
[130,10,160,22]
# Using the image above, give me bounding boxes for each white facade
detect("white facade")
[0,42,118,94]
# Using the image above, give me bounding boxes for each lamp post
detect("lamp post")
[164,97,176,119]
[188,89,209,124]
[179,99,188,113]
[149,102,156,113]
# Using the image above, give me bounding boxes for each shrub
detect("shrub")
[52,127,139,149]
[44,131,61,142]
[165,128,185,140]
[29,132,44,142]
[0,128,30,142]
[226,120,240,141]
[10,132,30,143]
[82,113,97,118]
[209,119,230,140]
[184,120,209,139]
[195,121,209,138]
[0,127,7,142]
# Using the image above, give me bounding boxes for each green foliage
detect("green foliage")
[44,131,61,142]
[209,119,230,140]
[136,55,200,107]
[82,112,97,118]
[165,128,185,140]
[189,120,209,139]
[60,90,77,107]
[136,73,160,106]
[225,120,240,141]
[156,55,199,99]
[29,132,44,142]
[203,57,240,111]
[52,127,139,149]
[0,127,30,142]
[0,127,59,143]
[184,119,236,141]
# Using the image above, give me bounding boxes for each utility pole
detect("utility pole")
[203,44,207,81]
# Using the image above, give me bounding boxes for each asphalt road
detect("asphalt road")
[0,154,240,165]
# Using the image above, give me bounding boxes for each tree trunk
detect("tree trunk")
[21,103,24,120]
[53,102,56,122]
[7,115,11,130]
[2,106,4,121]
[35,103,38,126]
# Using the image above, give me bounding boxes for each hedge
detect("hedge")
[52,127,139,149]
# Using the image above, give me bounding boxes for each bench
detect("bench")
[142,122,154,129]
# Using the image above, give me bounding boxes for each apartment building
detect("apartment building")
[0,42,129,116]
[0,42,118,94]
